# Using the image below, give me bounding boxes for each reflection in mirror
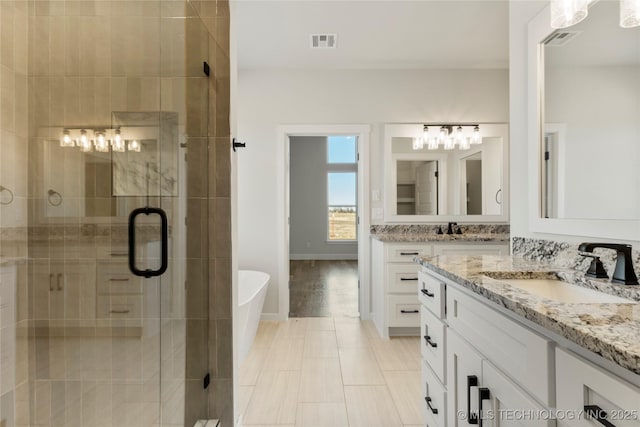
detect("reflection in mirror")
[391,134,503,217]
[542,1,640,220]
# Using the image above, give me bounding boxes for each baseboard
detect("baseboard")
[260,312,286,321]
[290,253,358,260]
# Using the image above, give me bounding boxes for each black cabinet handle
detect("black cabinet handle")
[400,309,419,314]
[129,207,168,278]
[423,335,437,348]
[421,288,435,297]
[585,405,616,427]
[425,396,438,414]
[467,375,478,424]
[400,277,419,281]
[478,387,490,427]
[400,252,419,255]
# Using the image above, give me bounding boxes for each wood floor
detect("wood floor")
[289,260,359,318]
[238,317,423,427]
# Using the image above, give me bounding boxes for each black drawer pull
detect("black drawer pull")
[425,396,438,414]
[585,405,616,427]
[110,309,130,314]
[400,309,419,314]
[400,252,419,255]
[424,335,437,348]
[478,387,490,427]
[108,278,130,282]
[467,375,478,424]
[400,277,419,281]
[421,288,435,298]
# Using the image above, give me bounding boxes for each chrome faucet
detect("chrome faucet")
[578,243,638,285]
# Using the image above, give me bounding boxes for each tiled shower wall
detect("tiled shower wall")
[0,0,231,426]
[0,1,30,426]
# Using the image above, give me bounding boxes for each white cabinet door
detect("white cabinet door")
[447,329,483,427]
[482,360,555,426]
[556,348,640,427]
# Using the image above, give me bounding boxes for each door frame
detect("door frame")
[278,124,371,320]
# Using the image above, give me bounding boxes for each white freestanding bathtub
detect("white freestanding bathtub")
[238,270,270,366]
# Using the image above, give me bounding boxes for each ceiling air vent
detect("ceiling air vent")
[310,34,337,49]
[543,31,581,47]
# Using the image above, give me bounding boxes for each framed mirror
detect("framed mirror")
[383,123,509,223]
[528,3,640,240]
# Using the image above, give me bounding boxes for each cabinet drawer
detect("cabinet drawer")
[387,294,420,327]
[421,305,446,384]
[97,295,141,319]
[387,264,421,293]
[386,244,433,263]
[418,271,446,319]
[556,348,640,427]
[422,360,446,427]
[97,261,142,295]
[433,243,509,256]
[447,284,553,406]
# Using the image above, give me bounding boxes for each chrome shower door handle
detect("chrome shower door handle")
[128,207,168,278]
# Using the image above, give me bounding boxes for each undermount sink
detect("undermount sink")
[493,278,631,304]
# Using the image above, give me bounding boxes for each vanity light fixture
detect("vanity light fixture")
[551,0,640,28]
[550,0,589,29]
[620,0,640,27]
[412,124,482,151]
[59,127,142,153]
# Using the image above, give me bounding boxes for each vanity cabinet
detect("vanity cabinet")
[555,348,640,427]
[371,239,509,338]
[420,266,640,427]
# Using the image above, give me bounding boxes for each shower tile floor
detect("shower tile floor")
[238,317,423,427]
[289,260,359,317]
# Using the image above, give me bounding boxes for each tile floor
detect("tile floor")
[238,317,423,427]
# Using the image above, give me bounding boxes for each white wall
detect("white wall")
[289,136,358,259]
[237,69,508,317]
[509,1,640,245]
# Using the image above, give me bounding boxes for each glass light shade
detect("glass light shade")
[459,138,471,150]
[620,0,640,27]
[438,127,448,143]
[471,126,482,144]
[112,138,126,152]
[422,126,429,141]
[79,139,93,152]
[427,137,439,150]
[60,131,74,147]
[128,140,141,152]
[550,0,588,28]
[455,126,464,143]
[443,137,455,150]
[412,137,424,150]
[95,133,109,152]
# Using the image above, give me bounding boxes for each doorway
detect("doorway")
[278,125,371,319]
[288,136,359,317]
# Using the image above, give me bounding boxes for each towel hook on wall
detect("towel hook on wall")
[47,189,63,206]
[0,185,13,205]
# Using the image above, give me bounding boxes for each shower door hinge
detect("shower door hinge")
[203,373,210,389]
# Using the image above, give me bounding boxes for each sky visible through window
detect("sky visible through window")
[327,136,357,206]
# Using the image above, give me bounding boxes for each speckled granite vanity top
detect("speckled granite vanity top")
[370,224,510,242]
[415,254,640,375]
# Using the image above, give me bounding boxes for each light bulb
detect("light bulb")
[95,132,109,152]
[60,130,74,147]
[128,139,141,152]
[550,0,588,29]
[620,0,640,27]
[439,126,448,143]
[459,138,471,150]
[471,125,481,144]
[412,137,424,150]
[427,137,439,150]
[78,131,92,152]
[422,125,429,141]
[80,130,88,146]
[455,126,464,143]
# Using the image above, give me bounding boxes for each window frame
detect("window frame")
[326,136,358,242]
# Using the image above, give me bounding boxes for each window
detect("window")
[327,136,357,241]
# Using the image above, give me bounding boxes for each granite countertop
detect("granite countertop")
[415,254,640,375]
[371,232,510,242]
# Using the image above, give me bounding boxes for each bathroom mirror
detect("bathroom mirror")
[529,3,640,240]
[384,123,509,222]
